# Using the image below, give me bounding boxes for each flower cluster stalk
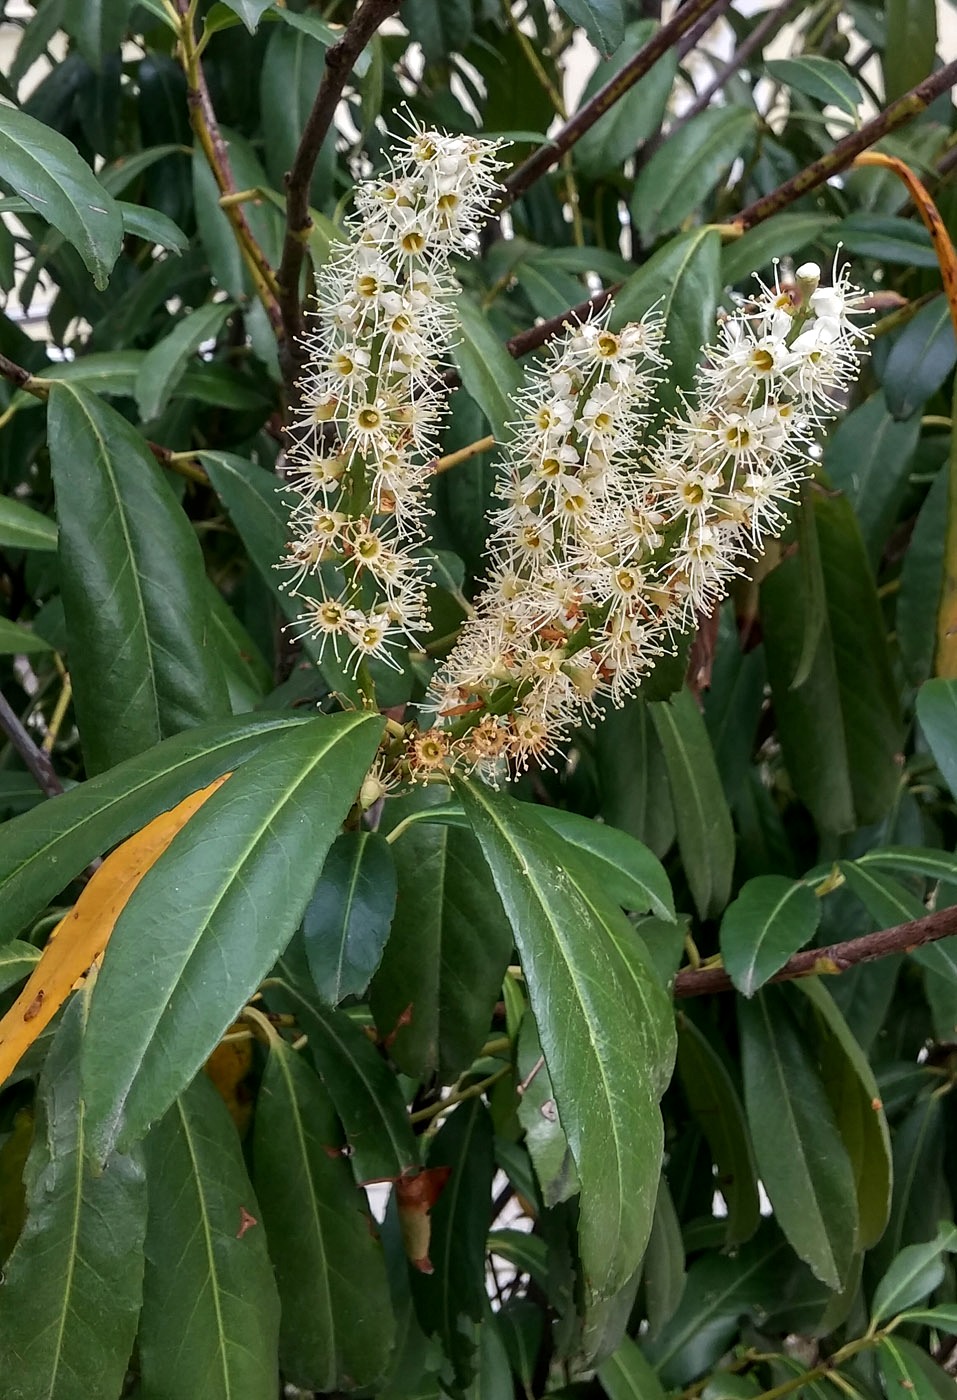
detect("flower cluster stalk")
[281,126,505,675]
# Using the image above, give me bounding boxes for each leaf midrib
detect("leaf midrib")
[754,995,836,1282]
[178,1096,233,1400]
[739,883,805,995]
[59,384,163,740]
[275,1046,337,1391]
[466,785,629,1285]
[119,717,372,1112]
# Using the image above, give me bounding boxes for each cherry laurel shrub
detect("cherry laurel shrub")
[1,4,957,1399]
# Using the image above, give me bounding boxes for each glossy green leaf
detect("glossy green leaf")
[897,1303,957,1327]
[0,940,41,995]
[649,686,735,919]
[138,1073,279,1400]
[643,1176,687,1338]
[918,678,957,799]
[98,143,185,196]
[303,830,397,1005]
[370,819,512,1083]
[740,988,858,1289]
[594,698,676,857]
[0,713,306,943]
[516,1011,579,1208]
[63,0,132,61]
[765,57,863,116]
[574,21,676,173]
[403,0,473,62]
[554,0,624,52]
[457,778,675,1302]
[205,582,272,714]
[762,491,902,833]
[0,105,123,289]
[531,807,674,920]
[871,1223,957,1325]
[49,384,229,773]
[645,1232,789,1385]
[883,297,956,421]
[720,875,820,997]
[841,860,957,995]
[823,390,920,564]
[452,296,522,441]
[898,464,948,684]
[0,988,147,1400]
[0,497,57,552]
[199,449,360,704]
[260,24,336,208]
[268,963,419,1183]
[134,300,232,421]
[613,228,721,409]
[795,978,892,1250]
[253,1034,394,1390]
[884,0,937,103]
[217,0,274,30]
[872,1094,947,1286]
[0,617,54,655]
[721,212,837,285]
[858,847,957,884]
[839,859,924,924]
[631,107,754,244]
[675,1015,760,1246]
[825,214,938,267]
[81,712,384,1156]
[412,1100,495,1387]
[118,200,188,251]
[599,1334,668,1400]
[879,1335,955,1400]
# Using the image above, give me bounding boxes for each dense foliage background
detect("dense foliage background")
[2,0,957,1397]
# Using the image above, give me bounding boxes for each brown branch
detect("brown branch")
[643,0,803,163]
[0,351,35,393]
[174,0,283,335]
[674,903,957,998]
[0,354,209,485]
[506,286,617,357]
[501,0,727,208]
[676,0,734,58]
[0,688,64,799]
[735,59,957,230]
[277,0,401,370]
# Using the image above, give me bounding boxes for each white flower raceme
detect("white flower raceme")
[420,261,868,778]
[281,126,505,673]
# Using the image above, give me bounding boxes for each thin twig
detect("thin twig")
[174,0,283,334]
[0,687,64,798]
[277,0,401,369]
[0,353,209,485]
[734,59,957,230]
[501,0,727,208]
[433,434,495,475]
[673,903,957,998]
[676,0,735,59]
[643,0,803,163]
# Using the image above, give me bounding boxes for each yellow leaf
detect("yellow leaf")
[0,775,229,1087]
[205,1024,254,1135]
